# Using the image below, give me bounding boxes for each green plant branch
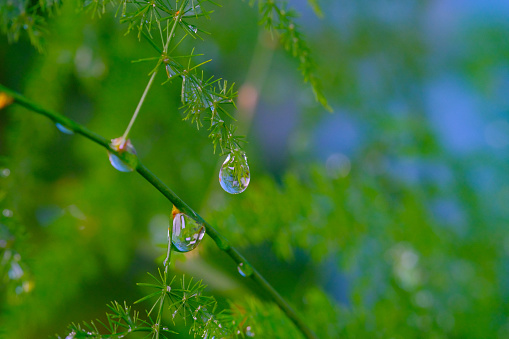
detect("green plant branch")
[0,84,318,339]
[122,1,187,141]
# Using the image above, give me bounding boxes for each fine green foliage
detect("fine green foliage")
[59,270,241,338]
[3,1,507,339]
[0,0,57,51]
[254,0,330,110]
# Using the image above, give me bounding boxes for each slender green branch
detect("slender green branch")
[0,84,318,339]
[122,71,158,141]
[122,2,187,141]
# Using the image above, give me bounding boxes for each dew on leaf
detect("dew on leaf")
[108,137,136,172]
[188,24,198,33]
[237,262,253,277]
[219,152,250,194]
[172,212,206,252]
[55,123,74,135]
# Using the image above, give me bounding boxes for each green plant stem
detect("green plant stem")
[0,84,318,339]
[122,2,187,141]
[121,71,157,141]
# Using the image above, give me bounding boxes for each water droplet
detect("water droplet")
[2,209,13,217]
[1,168,10,177]
[219,152,250,194]
[23,24,28,29]
[172,213,206,252]
[188,24,198,33]
[186,5,202,15]
[237,262,253,277]
[166,64,176,78]
[55,123,74,135]
[108,137,136,172]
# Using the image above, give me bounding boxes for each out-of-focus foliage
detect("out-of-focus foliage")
[1,0,509,338]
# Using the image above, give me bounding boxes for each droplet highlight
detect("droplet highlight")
[237,262,253,277]
[166,64,176,78]
[219,152,250,194]
[172,213,206,252]
[186,4,202,15]
[55,123,74,135]
[108,137,136,172]
[188,24,198,34]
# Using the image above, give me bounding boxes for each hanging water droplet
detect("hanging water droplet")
[108,137,136,172]
[188,24,198,33]
[166,63,176,78]
[219,152,250,194]
[237,262,253,277]
[186,5,202,15]
[55,123,74,135]
[172,212,206,252]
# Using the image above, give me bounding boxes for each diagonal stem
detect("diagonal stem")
[0,84,318,339]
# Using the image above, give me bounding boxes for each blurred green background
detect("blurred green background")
[1,0,509,338]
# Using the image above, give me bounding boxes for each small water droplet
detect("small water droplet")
[186,5,202,15]
[55,123,74,135]
[108,137,136,172]
[2,209,13,217]
[172,213,206,252]
[23,24,28,29]
[1,168,10,177]
[166,64,176,78]
[237,262,253,277]
[188,24,198,33]
[219,152,250,194]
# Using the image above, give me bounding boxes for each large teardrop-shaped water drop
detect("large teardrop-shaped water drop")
[172,213,206,252]
[108,137,136,172]
[55,123,74,135]
[219,152,250,194]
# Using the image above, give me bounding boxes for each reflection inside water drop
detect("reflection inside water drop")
[166,63,176,78]
[172,213,206,252]
[55,123,74,135]
[219,152,250,194]
[108,137,136,172]
[237,262,253,277]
